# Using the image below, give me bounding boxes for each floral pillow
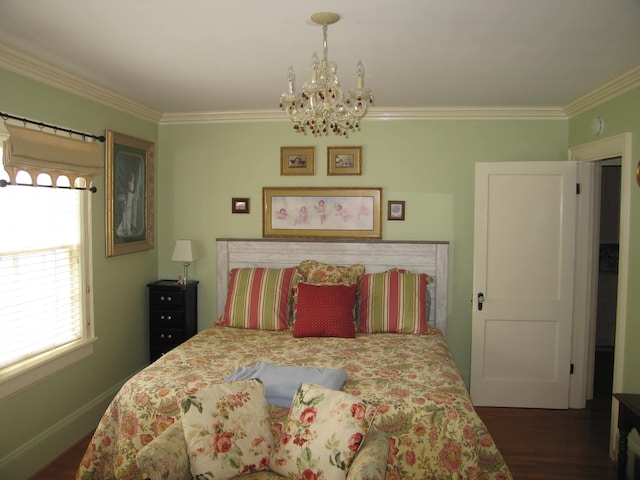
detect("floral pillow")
[180,379,274,479]
[270,382,378,480]
[135,420,191,480]
[346,430,389,480]
[296,260,365,286]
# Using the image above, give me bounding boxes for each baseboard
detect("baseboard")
[0,372,135,479]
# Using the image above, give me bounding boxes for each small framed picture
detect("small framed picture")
[281,146,315,175]
[327,146,362,175]
[232,197,250,214]
[388,200,405,221]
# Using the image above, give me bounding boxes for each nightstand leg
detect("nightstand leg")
[617,427,629,480]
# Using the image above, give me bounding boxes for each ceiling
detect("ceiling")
[0,0,639,115]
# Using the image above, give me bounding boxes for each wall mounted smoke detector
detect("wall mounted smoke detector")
[591,117,605,136]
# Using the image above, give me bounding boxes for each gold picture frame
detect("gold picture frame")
[327,146,362,175]
[263,187,382,238]
[105,130,155,257]
[280,146,315,175]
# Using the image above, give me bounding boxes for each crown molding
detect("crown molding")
[159,106,567,125]
[564,64,640,118]
[1,42,638,125]
[0,43,162,123]
[366,106,567,120]
[159,110,283,124]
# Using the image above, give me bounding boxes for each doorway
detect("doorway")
[569,133,632,458]
[593,161,620,405]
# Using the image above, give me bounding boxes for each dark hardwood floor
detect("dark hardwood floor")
[476,348,618,480]
[28,430,94,480]
[30,351,619,480]
[477,400,617,479]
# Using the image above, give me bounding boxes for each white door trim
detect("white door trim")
[568,132,631,458]
[568,160,600,409]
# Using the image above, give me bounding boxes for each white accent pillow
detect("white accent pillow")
[270,382,378,480]
[180,379,274,479]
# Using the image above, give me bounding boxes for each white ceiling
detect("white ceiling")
[0,0,639,115]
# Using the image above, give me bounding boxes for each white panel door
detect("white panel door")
[470,161,577,408]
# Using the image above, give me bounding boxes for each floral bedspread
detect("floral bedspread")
[77,326,511,480]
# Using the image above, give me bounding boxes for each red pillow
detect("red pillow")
[293,283,357,338]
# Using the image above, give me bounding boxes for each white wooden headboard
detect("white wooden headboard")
[216,238,449,335]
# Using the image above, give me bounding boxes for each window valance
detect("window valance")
[2,123,103,188]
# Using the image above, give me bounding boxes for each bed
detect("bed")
[77,239,511,480]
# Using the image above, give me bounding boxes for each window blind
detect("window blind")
[0,169,84,370]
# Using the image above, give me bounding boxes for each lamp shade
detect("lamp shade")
[171,240,199,263]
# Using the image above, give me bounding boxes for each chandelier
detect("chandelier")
[279,12,374,136]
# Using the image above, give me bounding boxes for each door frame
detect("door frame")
[569,132,631,457]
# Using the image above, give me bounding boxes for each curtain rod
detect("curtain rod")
[0,179,97,193]
[0,111,106,143]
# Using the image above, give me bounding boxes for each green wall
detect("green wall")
[0,69,158,479]
[156,119,569,386]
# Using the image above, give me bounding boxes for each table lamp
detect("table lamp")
[171,239,199,284]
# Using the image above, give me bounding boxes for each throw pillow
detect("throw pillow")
[180,379,274,479]
[136,420,191,480]
[216,267,296,330]
[297,260,366,286]
[358,269,434,334]
[292,260,365,324]
[271,382,378,480]
[293,283,357,338]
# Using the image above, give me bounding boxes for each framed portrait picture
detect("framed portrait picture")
[263,187,382,239]
[327,146,362,175]
[388,200,406,221]
[280,146,315,175]
[232,197,250,214]
[105,130,155,257]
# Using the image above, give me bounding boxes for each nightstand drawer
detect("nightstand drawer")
[149,290,185,307]
[150,328,185,346]
[150,310,185,327]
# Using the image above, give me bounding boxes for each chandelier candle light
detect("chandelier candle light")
[280,12,374,136]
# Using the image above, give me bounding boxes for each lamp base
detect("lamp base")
[183,262,191,284]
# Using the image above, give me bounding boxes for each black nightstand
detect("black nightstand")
[147,280,198,362]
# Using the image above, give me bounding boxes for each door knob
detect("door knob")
[477,293,485,311]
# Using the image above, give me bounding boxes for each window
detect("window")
[0,142,96,399]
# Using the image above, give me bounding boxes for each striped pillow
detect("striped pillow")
[218,267,296,330]
[358,269,434,334]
